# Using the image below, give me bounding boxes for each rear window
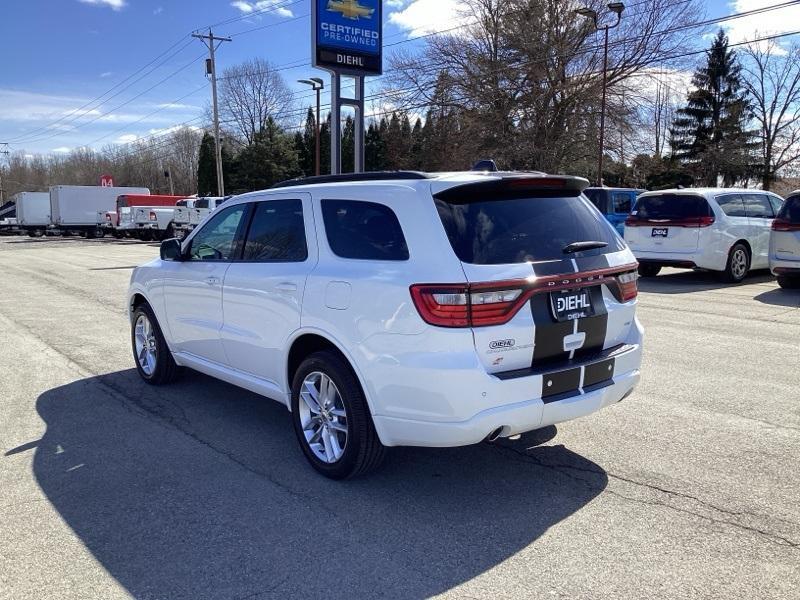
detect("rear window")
[633,194,712,220]
[583,189,602,209]
[778,196,800,222]
[322,200,409,261]
[435,194,624,265]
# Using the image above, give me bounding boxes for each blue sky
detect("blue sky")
[0,0,795,154]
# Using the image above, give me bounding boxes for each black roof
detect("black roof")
[271,171,431,189]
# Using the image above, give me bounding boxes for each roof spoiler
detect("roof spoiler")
[434,174,591,202]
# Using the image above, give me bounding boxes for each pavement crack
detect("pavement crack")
[490,442,800,550]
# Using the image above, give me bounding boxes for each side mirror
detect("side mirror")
[160,238,184,261]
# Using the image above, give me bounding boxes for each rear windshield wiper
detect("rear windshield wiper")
[562,240,608,254]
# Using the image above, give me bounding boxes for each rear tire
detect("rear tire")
[131,303,180,385]
[291,350,386,479]
[638,263,662,278]
[721,243,750,283]
[777,275,800,289]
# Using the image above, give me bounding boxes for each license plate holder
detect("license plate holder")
[651,227,669,237]
[550,288,595,322]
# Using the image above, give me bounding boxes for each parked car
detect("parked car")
[171,198,197,239]
[113,194,189,240]
[132,206,179,241]
[624,188,784,282]
[128,171,643,479]
[584,187,646,235]
[770,191,800,289]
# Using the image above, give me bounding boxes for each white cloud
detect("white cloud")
[231,0,293,18]
[385,0,406,7]
[100,71,113,78]
[157,102,200,110]
[115,134,139,144]
[388,0,470,38]
[153,6,163,15]
[52,147,71,154]
[77,0,126,11]
[725,0,800,51]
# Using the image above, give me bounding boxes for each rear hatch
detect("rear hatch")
[624,193,714,254]
[772,195,800,262]
[419,176,639,378]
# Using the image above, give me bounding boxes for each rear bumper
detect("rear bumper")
[631,247,725,272]
[770,256,800,277]
[373,368,640,447]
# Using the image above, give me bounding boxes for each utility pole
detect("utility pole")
[0,143,9,204]
[192,29,231,197]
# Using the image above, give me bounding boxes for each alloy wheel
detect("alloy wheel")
[298,371,349,464]
[731,248,748,280]
[134,314,157,376]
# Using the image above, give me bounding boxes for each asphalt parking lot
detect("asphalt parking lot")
[0,235,798,600]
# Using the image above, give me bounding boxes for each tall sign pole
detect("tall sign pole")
[193,29,231,196]
[0,143,9,204]
[312,0,383,174]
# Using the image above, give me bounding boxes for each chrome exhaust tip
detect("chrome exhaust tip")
[485,427,504,443]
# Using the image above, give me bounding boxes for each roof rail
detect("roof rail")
[271,171,431,189]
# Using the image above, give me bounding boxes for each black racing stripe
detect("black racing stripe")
[542,367,582,401]
[573,254,611,273]
[583,358,615,388]
[531,259,575,277]
[530,294,573,367]
[575,286,608,359]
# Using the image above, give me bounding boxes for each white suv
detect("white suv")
[625,188,784,282]
[128,172,643,478]
[770,191,800,289]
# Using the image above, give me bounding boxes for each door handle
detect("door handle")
[276,282,297,293]
[205,276,221,286]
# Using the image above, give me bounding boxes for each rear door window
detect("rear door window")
[778,195,800,222]
[243,199,307,262]
[435,193,624,265]
[768,195,784,216]
[633,194,712,220]
[321,200,409,261]
[612,192,632,214]
[742,194,774,219]
[716,194,747,217]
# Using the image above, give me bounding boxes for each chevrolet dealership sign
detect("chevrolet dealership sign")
[313,0,383,76]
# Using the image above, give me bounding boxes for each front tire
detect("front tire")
[777,275,800,289]
[291,351,385,479]
[131,303,180,385]
[638,263,662,277]
[721,243,750,283]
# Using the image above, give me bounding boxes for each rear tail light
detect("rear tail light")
[772,218,800,232]
[616,270,638,302]
[625,216,714,228]
[149,211,157,222]
[105,214,111,222]
[411,266,638,328]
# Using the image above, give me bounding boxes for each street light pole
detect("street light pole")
[299,78,325,176]
[575,3,625,187]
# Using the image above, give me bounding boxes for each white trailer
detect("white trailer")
[14,192,51,237]
[50,185,149,237]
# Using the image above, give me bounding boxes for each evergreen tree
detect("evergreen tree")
[341,115,355,173]
[233,117,301,191]
[410,118,424,171]
[320,113,332,176]
[197,132,216,196]
[365,120,387,171]
[297,107,316,177]
[671,30,756,186]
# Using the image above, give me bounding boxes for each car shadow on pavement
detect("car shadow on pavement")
[638,268,774,294]
[754,287,800,308]
[24,370,607,600]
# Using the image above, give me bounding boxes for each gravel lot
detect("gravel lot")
[0,235,798,600]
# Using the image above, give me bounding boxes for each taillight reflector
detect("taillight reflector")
[626,216,714,228]
[411,265,639,328]
[149,211,157,221]
[772,218,800,232]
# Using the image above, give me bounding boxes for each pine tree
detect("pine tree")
[197,132,216,196]
[233,117,301,191]
[342,115,355,173]
[365,120,387,171]
[671,30,756,186]
[297,107,316,176]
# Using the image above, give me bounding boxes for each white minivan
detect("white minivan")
[625,188,784,282]
[770,191,800,289]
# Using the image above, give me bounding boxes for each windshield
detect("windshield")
[435,193,624,265]
[633,194,711,220]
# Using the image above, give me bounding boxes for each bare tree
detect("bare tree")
[741,40,800,190]
[388,0,703,174]
[218,58,294,145]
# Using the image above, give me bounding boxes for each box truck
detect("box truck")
[50,185,149,237]
[14,192,51,237]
